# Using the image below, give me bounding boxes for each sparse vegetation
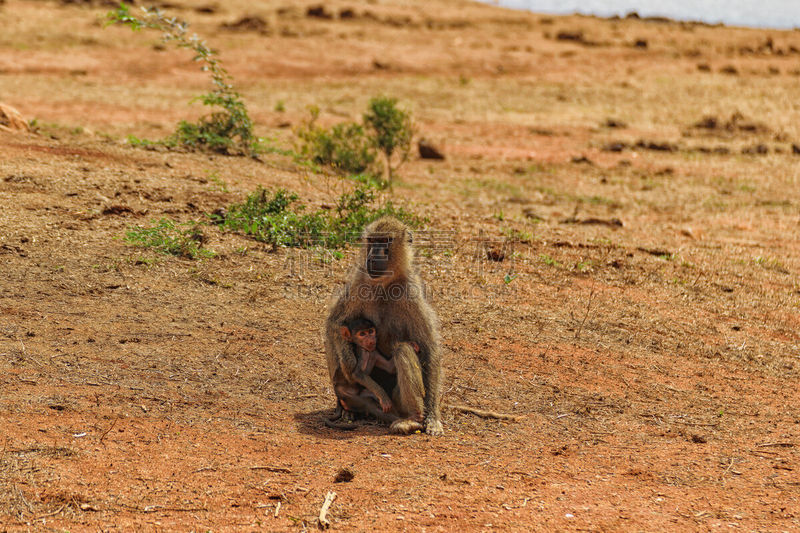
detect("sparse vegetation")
[503,272,518,284]
[539,253,561,267]
[502,227,533,243]
[124,218,215,259]
[108,4,258,155]
[575,259,594,272]
[213,185,424,249]
[363,96,413,183]
[296,107,381,178]
[752,255,789,273]
[296,97,413,186]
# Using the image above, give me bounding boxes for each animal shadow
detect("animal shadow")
[293,408,389,440]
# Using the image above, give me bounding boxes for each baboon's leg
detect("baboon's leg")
[389,342,425,434]
[334,383,361,412]
[340,390,399,425]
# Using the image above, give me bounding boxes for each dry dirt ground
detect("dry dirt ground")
[1,0,800,531]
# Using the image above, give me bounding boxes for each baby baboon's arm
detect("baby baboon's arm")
[351,367,393,413]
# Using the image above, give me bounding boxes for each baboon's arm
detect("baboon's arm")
[352,370,393,411]
[371,350,396,373]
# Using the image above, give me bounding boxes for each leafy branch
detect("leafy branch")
[108,3,258,156]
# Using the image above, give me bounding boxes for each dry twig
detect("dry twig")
[250,465,292,473]
[575,285,596,340]
[317,491,336,529]
[448,404,523,421]
[99,417,118,444]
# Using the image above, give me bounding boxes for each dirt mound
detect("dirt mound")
[690,112,771,136]
[220,15,270,34]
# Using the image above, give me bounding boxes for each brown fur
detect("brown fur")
[324,217,442,435]
[339,323,394,413]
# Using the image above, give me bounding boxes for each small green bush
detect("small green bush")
[296,107,381,178]
[363,96,413,183]
[214,185,424,249]
[296,97,413,185]
[125,219,215,259]
[108,4,258,156]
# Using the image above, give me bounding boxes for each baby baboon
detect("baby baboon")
[337,316,395,414]
[324,216,442,435]
[345,317,399,382]
[328,316,424,429]
[325,315,399,430]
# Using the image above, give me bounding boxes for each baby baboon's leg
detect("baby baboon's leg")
[342,391,399,425]
[390,342,425,434]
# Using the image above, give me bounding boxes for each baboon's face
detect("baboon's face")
[365,235,393,279]
[353,326,377,352]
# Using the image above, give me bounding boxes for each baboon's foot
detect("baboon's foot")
[341,410,357,423]
[424,417,444,436]
[390,418,424,435]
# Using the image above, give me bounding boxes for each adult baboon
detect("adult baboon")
[324,216,443,435]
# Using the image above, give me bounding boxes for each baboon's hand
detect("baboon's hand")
[424,417,443,436]
[381,398,393,413]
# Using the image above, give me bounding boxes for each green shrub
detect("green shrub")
[124,219,215,259]
[296,97,413,185]
[363,96,413,183]
[108,4,258,156]
[296,107,381,178]
[214,188,326,247]
[214,185,424,249]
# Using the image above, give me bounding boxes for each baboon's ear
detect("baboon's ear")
[340,326,351,341]
[406,230,413,244]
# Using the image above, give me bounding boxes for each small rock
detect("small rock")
[306,5,333,19]
[486,248,505,262]
[603,142,628,152]
[102,205,134,216]
[0,102,30,132]
[220,15,269,33]
[636,140,677,152]
[522,207,544,221]
[603,118,627,128]
[333,467,354,483]
[556,31,584,42]
[418,139,445,160]
[741,144,768,155]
